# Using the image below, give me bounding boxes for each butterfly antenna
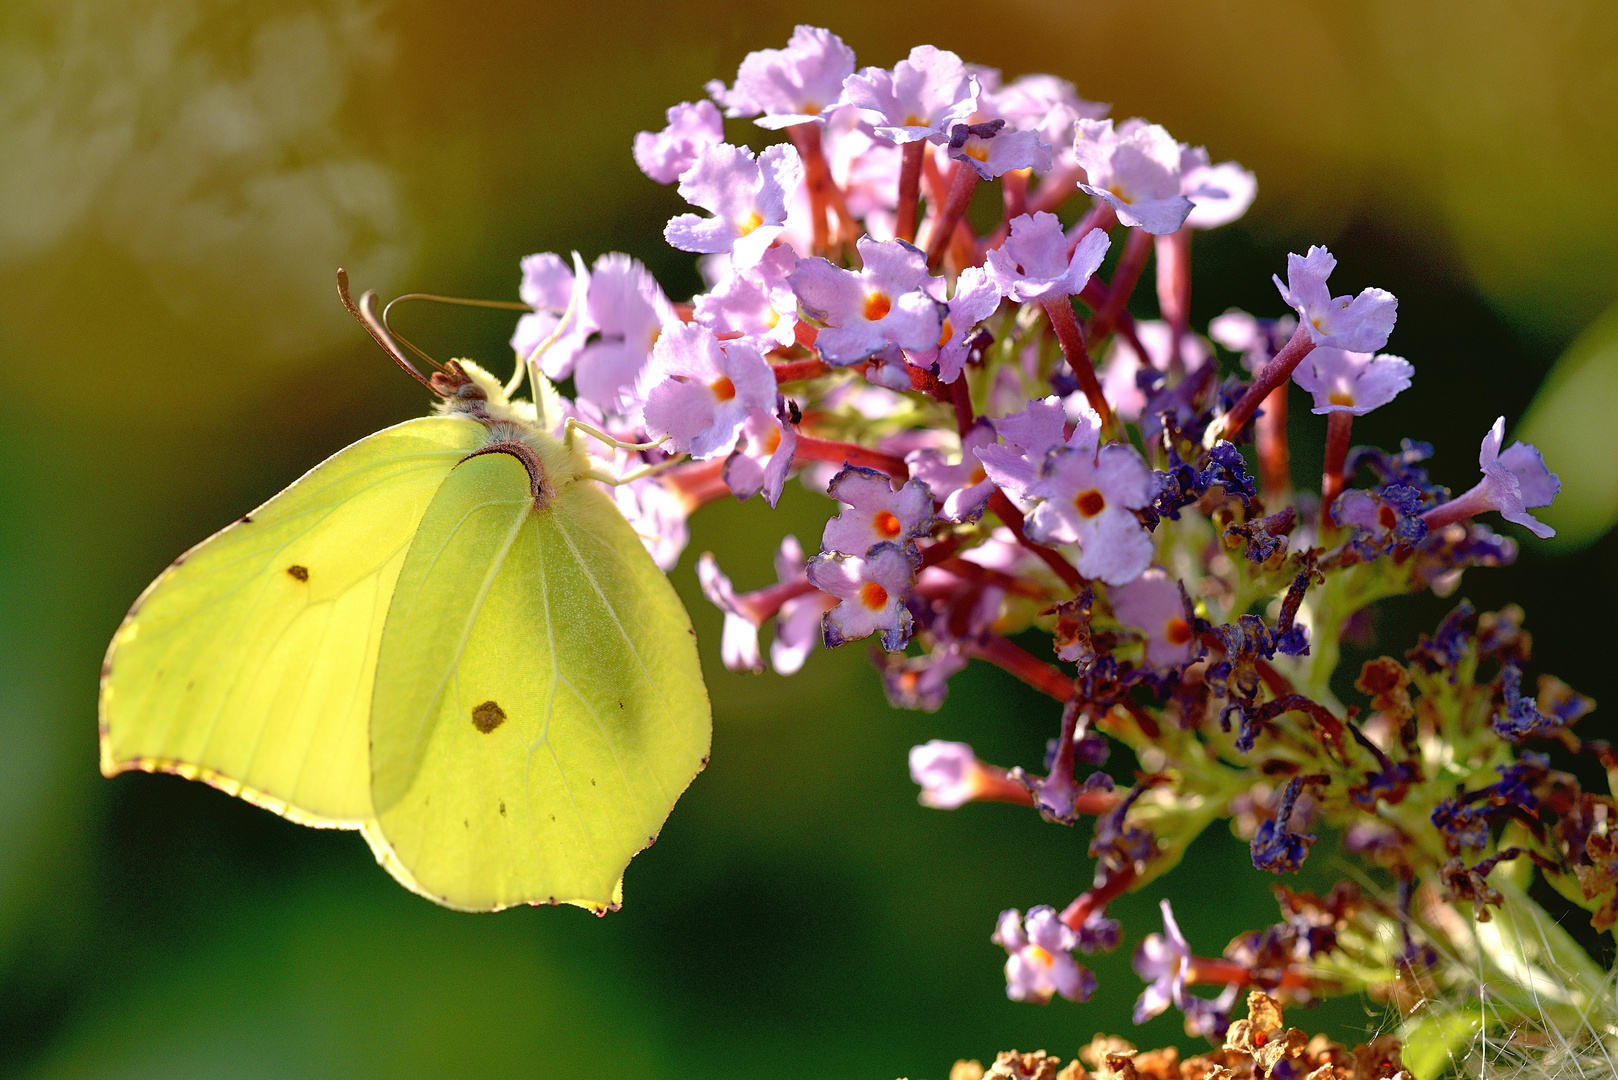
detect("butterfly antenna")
[516,250,589,399]
[337,269,438,395]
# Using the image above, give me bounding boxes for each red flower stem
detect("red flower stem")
[926,164,980,271]
[935,556,1049,600]
[1257,384,1291,501]
[733,576,821,626]
[788,123,834,255]
[987,490,1085,593]
[917,533,966,570]
[1094,227,1154,335]
[1066,202,1116,256]
[949,375,975,437]
[1154,228,1192,371]
[1321,411,1354,530]
[1002,167,1029,224]
[772,358,831,384]
[793,434,909,480]
[1042,298,1116,431]
[971,633,1075,702]
[1221,324,1316,438]
[1186,958,1313,991]
[895,141,926,244]
[1060,862,1135,931]
[1029,164,1082,215]
[975,769,1037,807]
[1420,484,1494,532]
[661,459,730,509]
[1076,279,1149,367]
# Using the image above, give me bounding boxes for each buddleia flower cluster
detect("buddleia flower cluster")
[495,25,1611,1059]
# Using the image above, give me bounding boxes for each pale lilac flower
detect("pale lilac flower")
[976,395,1102,500]
[839,45,979,144]
[1132,898,1191,1022]
[697,553,765,673]
[1427,418,1560,539]
[985,212,1110,303]
[881,642,971,712]
[822,466,934,555]
[666,143,802,270]
[693,244,802,349]
[905,265,1003,383]
[771,536,832,675]
[1179,146,1257,230]
[949,119,1052,181]
[806,542,915,650]
[1099,319,1213,422]
[1073,118,1194,235]
[633,100,725,184]
[641,323,775,458]
[1209,308,1298,374]
[705,25,855,129]
[1274,245,1398,353]
[909,740,988,809]
[1025,443,1155,585]
[723,403,797,507]
[511,252,589,377]
[1111,567,1195,668]
[906,420,998,522]
[1292,348,1413,415]
[572,253,679,413]
[613,475,690,571]
[789,236,946,363]
[993,907,1096,1003]
[985,74,1108,170]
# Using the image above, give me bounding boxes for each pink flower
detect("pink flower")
[1179,147,1257,230]
[1025,443,1155,585]
[839,45,979,144]
[975,395,1102,500]
[907,420,998,522]
[693,245,802,350]
[612,475,690,571]
[665,143,802,270]
[909,740,990,809]
[1424,417,1560,539]
[1292,348,1413,415]
[1111,567,1196,668]
[1073,118,1194,235]
[788,236,946,363]
[1209,308,1298,374]
[510,252,588,376]
[640,322,776,458]
[697,554,765,673]
[905,264,1004,383]
[705,25,855,129]
[770,536,834,675]
[806,542,916,650]
[633,100,725,184]
[723,403,798,507]
[821,465,934,556]
[571,253,679,414]
[984,74,1108,170]
[993,907,1096,1003]
[985,212,1111,303]
[1274,245,1398,353]
[949,119,1052,181]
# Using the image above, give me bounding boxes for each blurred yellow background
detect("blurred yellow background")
[2,2,1616,1076]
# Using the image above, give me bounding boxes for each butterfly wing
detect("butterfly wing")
[366,450,711,912]
[99,416,487,827]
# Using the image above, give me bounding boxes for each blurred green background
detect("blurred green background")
[3,2,1617,1077]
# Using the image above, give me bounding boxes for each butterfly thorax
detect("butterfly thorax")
[430,358,589,507]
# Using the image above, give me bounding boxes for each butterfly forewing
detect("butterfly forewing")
[99,416,486,826]
[368,450,711,912]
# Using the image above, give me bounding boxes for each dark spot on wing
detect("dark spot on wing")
[618,700,623,709]
[549,813,556,821]
[240,514,253,524]
[498,800,506,816]
[700,755,710,767]
[287,565,309,582]
[463,819,469,828]
[590,778,596,786]
[472,700,507,733]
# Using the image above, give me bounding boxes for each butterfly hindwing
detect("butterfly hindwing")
[367,450,711,912]
[99,416,487,826]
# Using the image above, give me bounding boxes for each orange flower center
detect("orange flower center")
[710,376,736,401]
[1166,617,1192,645]
[969,466,987,485]
[1106,183,1133,205]
[763,426,781,454]
[962,142,990,162]
[864,291,892,321]
[737,210,764,236]
[1378,504,1398,529]
[1074,489,1106,517]
[1328,390,1355,407]
[860,582,890,609]
[873,511,902,538]
[1026,945,1054,967]
[937,318,954,348]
